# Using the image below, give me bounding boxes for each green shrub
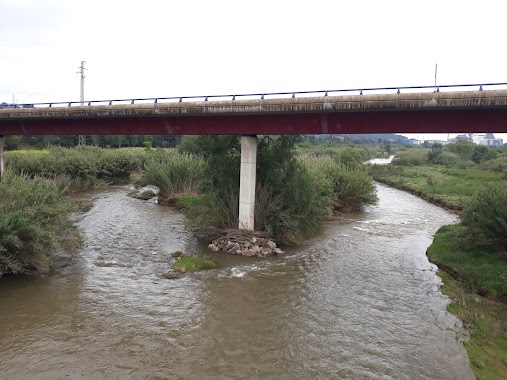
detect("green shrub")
[460,183,507,253]
[301,155,377,211]
[447,140,475,161]
[0,174,78,276]
[334,147,370,167]
[393,149,429,166]
[431,151,461,166]
[480,155,507,175]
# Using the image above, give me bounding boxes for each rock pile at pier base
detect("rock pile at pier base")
[207,229,284,257]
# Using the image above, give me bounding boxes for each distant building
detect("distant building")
[479,133,503,146]
[447,133,503,146]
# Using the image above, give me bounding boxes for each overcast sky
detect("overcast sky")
[1,0,506,141]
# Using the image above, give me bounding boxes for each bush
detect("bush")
[0,174,78,276]
[480,155,507,176]
[447,140,475,161]
[301,155,377,211]
[460,183,507,253]
[393,149,429,166]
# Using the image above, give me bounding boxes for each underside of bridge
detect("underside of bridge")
[0,108,507,136]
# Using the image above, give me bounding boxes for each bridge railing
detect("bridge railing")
[4,82,507,109]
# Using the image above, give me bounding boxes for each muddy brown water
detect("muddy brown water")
[0,184,474,379]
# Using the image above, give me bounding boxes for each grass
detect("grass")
[172,196,199,209]
[428,224,507,379]
[0,174,80,276]
[136,153,207,202]
[438,271,507,380]
[171,256,218,273]
[370,165,505,208]
[428,225,507,299]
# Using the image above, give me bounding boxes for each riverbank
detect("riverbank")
[427,225,507,379]
[369,164,504,210]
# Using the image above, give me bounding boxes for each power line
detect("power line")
[77,61,87,145]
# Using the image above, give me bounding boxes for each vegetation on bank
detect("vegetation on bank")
[369,141,507,209]
[0,174,79,276]
[428,225,507,300]
[426,181,507,379]
[438,271,507,380]
[5,146,146,191]
[428,226,507,380]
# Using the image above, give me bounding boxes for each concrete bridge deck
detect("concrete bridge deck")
[1,90,507,135]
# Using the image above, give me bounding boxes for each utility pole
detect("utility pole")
[77,61,86,145]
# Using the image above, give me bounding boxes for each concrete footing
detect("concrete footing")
[0,136,5,179]
[238,135,257,230]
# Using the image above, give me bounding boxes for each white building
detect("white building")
[479,133,503,146]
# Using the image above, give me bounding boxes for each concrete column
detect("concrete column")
[0,136,5,179]
[238,135,257,230]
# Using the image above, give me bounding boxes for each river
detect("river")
[0,184,474,379]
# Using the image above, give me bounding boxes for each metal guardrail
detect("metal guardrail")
[3,82,507,109]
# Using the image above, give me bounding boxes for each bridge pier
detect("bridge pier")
[0,135,5,179]
[238,135,257,230]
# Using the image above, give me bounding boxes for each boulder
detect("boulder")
[273,248,285,255]
[261,247,273,256]
[266,240,277,249]
[242,250,256,257]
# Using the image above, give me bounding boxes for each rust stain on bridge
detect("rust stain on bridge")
[1,90,507,135]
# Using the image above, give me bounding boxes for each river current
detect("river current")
[0,183,474,379]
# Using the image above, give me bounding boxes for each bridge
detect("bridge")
[1,83,507,230]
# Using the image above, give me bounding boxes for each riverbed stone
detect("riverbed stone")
[273,248,285,255]
[261,247,273,255]
[266,240,277,249]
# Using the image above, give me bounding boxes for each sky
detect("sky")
[1,0,506,141]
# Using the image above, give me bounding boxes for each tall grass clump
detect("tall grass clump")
[0,174,78,276]
[460,183,507,254]
[300,155,378,212]
[136,154,207,201]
